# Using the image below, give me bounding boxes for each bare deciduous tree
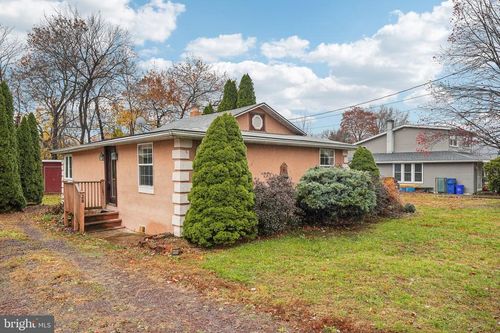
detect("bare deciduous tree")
[0,24,22,81]
[375,105,409,132]
[430,0,500,149]
[167,57,226,119]
[15,14,81,158]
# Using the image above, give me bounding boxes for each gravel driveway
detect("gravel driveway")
[0,208,290,333]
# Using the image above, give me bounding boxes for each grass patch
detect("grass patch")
[200,194,500,332]
[0,229,27,241]
[42,194,61,206]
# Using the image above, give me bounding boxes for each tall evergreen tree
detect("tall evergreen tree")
[17,117,38,203]
[217,79,238,112]
[28,113,44,203]
[202,103,214,115]
[183,113,257,247]
[237,73,256,107]
[0,82,26,211]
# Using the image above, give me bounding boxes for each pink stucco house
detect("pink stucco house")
[54,103,354,236]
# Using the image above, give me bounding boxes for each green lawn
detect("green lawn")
[42,194,61,206]
[201,195,500,332]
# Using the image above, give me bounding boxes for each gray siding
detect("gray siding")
[394,128,449,152]
[360,127,453,153]
[377,162,479,194]
[362,135,387,153]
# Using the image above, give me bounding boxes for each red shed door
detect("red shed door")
[44,165,62,193]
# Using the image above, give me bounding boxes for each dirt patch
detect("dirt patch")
[0,209,292,333]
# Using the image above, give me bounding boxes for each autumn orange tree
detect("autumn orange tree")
[339,107,378,143]
[136,70,177,127]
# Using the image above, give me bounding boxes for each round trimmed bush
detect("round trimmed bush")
[296,167,376,224]
[254,173,300,236]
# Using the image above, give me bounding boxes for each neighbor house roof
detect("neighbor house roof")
[355,125,451,145]
[373,151,487,164]
[52,103,355,154]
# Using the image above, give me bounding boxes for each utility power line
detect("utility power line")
[303,93,431,123]
[288,70,464,122]
[308,107,422,130]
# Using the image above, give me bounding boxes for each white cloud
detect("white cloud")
[261,36,309,59]
[305,1,452,88]
[138,57,173,71]
[183,34,256,62]
[0,0,185,45]
[212,61,390,119]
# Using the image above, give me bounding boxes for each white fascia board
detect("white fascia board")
[52,131,175,154]
[171,130,355,150]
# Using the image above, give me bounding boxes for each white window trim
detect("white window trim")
[63,155,73,180]
[393,163,424,184]
[137,143,154,194]
[319,148,336,167]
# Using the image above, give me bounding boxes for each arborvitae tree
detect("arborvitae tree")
[203,103,214,115]
[0,82,26,211]
[237,73,256,107]
[17,117,38,203]
[350,146,380,178]
[217,79,238,112]
[183,113,257,247]
[28,113,44,203]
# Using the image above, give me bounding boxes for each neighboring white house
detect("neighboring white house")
[355,121,488,194]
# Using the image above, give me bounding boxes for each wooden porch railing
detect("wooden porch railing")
[63,180,105,233]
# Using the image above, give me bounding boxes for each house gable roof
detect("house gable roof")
[152,102,306,135]
[52,103,355,154]
[355,125,451,145]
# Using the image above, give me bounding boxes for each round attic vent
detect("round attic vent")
[251,114,263,130]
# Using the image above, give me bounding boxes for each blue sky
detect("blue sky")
[0,0,452,132]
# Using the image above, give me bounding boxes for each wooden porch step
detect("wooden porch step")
[84,218,122,231]
[85,211,119,222]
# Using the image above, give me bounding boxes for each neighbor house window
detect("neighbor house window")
[319,149,335,167]
[414,163,423,182]
[137,143,153,193]
[449,135,458,147]
[404,163,412,182]
[393,163,423,183]
[64,155,72,180]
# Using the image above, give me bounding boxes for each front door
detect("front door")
[105,146,118,205]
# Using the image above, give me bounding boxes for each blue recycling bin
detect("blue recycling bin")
[456,184,465,195]
[447,178,457,185]
[447,183,456,194]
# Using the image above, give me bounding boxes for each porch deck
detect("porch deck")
[63,180,122,233]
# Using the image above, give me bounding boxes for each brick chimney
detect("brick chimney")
[386,119,395,153]
[190,106,201,117]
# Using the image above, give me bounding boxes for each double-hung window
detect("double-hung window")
[64,155,72,180]
[393,163,423,183]
[319,149,335,167]
[449,135,458,147]
[138,143,154,193]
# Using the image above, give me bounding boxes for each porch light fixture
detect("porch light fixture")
[111,152,118,160]
[99,152,105,161]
